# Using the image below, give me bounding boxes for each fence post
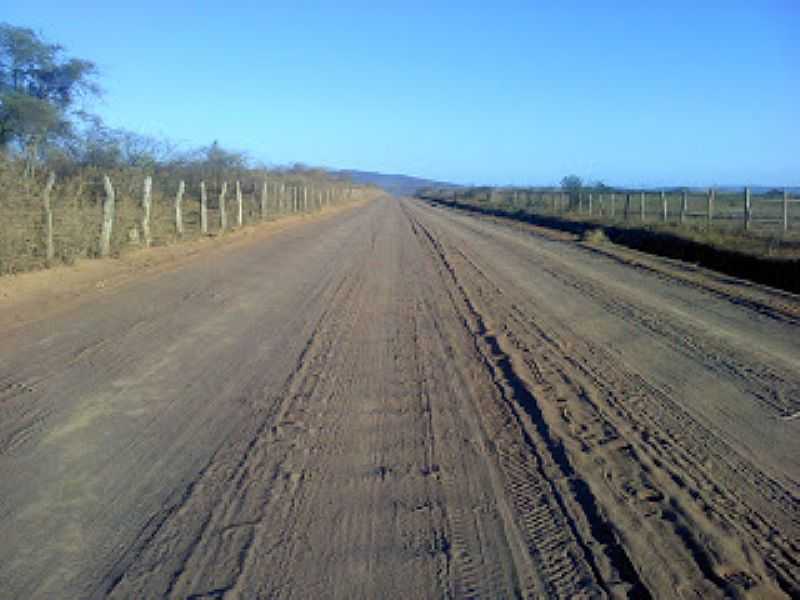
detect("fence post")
[141,176,153,248]
[784,190,789,232]
[219,181,228,232]
[175,180,185,237]
[625,193,631,221]
[100,175,115,257]
[260,180,268,220]
[706,188,714,229]
[680,190,688,224]
[661,191,667,222]
[588,192,593,216]
[200,181,208,234]
[303,186,308,212]
[744,187,751,231]
[610,192,616,218]
[640,191,645,221]
[235,180,243,227]
[42,172,56,265]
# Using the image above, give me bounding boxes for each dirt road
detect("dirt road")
[0,197,798,599]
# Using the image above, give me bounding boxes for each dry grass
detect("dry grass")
[437,188,800,260]
[421,193,800,294]
[582,228,608,244]
[569,215,800,260]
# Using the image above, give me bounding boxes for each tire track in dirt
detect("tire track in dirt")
[104,249,370,598]
[407,206,640,598]
[440,206,800,420]
[3,196,798,598]
[407,199,799,598]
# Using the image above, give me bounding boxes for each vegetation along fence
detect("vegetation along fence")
[428,187,800,235]
[0,162,376,276]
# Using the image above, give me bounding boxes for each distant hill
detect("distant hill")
[341,170,457,197]
[339,171,799,197]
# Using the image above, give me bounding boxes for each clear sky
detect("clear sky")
[4,1,798,187]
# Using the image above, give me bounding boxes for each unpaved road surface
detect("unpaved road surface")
[1,198,798,599]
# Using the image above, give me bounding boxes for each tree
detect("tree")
[593,180,611,191]
[560,174,583,208]
[560,174,583,191]
[0,23,100,174]
[202,140,248,189]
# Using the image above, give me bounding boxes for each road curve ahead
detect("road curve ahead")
[0,197,798,599]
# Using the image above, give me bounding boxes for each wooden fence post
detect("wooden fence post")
[260,180,268,220]
[42,172,56,265]
[661,191,667,222]
[680,191,688,224]
[141,176,153,247]
[707,189,714,229]
[588,192,593,216]
[200,181,208,234]
[625,193,631,221]
[744,187,751,231]
[303,186,308,212]
[610,192,616,218]
[175,180,185,237]
[100,175,115,257]
[640,191,645,221]
[784,190,789,232]
[219,181,228,232]
[236,180,243,228]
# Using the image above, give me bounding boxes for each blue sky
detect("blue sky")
[4,1,798,186]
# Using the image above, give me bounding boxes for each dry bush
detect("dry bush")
[582,228,608,244]
[0,158,377,276]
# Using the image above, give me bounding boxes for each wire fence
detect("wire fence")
[446,187,800,235]
[0,164,376,275]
